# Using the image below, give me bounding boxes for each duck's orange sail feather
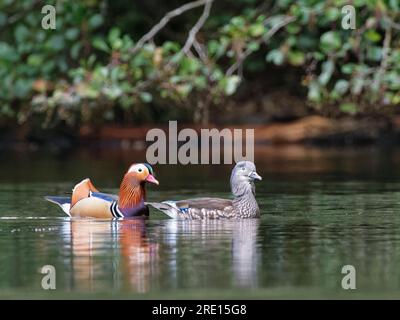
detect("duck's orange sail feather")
[71,178,100,208]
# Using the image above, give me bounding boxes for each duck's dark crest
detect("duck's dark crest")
[143,163,154,175]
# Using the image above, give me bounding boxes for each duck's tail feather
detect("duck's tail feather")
[146,201,179,219]
[44,196,71,216]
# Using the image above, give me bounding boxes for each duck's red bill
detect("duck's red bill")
[145,174,159,185]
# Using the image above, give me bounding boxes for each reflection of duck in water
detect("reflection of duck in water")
[148,161,262,219]
[231,219,260,288]
[66,218,157,293]
[67,219,116,291]
[46,163,159,218]
[119,219,158,293]
[161,219,260,289]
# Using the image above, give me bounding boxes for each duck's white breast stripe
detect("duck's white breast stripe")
[110,201,124,218]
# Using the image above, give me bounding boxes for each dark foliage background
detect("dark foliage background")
[0,0,399,132]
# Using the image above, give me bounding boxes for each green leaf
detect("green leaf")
[162,41,180,54]
[176,84,193,98]
[1,103,14,117]
[211,69,224,82]
[66,28,80,41]
[351,76,365,95]
[266,49,284,65]
[365,30,381,42]
[247,41,260,52]
[366,46,382,61]
[194,76,207,89]
[341,63,355,74]
[0,12,6,26]
[231,16,245,28]
[389,0,399,10]
[287,51,305,66]
[103,86,121,100]
[140,92,153,103]
[313,52,325,61]
[249,23,265,37]
[58,59,68,72]
[14,24,30,43]
[42,60,56,74]
[385,72,400,90]
[286,23,301,34]
[207,40,221,56]
[93,37,110,52]
[308,81,321,102]
[36,30,46,42]
[27,54,43,67]
[318,60,334,85]
[333,79,349,95]
[110,67,123,81]
[13,78,33,99]
[70,42,81,59]
[89,14,104,29]
[223,75,241,95]
[180,57,201,74]
[108,28,121,45]
[298,35,317,49]
[0,42,17,62]
[325,7,340,21]
[339,103,357,115]
[49,35,65,51]
[320,31,341,53]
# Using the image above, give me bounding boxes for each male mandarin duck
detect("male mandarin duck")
[45,163,159,218]
[147,161,261,219]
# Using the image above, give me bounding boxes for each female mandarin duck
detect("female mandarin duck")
[147,161,261,219]
[45,163,159,218]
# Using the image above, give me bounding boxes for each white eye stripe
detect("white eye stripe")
[128,164,147,173]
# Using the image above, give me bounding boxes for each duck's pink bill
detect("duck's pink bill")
[146,174,159,185]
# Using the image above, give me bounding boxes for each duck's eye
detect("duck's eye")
[138,168,143,172]
[241,167,246,171]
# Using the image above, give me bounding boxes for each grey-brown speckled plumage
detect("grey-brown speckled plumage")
[147,161,261,219]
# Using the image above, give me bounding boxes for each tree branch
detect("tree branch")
[3,0,41,27]
[130,0,211,55]
[386,16,400,30]
[181,0,213,55]
[372,24,392,94]
[193,39,208,62]
[225,15,295,77]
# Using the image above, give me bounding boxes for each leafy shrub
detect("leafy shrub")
[1,0,399,129]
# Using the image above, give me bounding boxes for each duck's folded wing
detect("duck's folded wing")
[90,192,119,202]
[176,198,232,211]
[147,198,233,219]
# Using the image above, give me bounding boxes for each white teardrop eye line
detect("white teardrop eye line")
[128,164,147,174]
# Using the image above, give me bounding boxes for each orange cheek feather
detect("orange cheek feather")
[136,171,148,181]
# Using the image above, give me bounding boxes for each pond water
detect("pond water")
[1,145,400,298]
